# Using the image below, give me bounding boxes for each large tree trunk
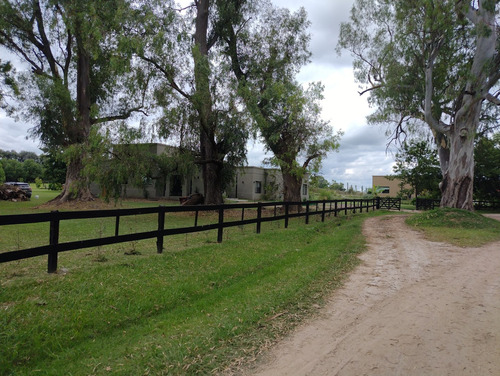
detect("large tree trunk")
[200,129,224,205]
[440,102,479,210]
[282,169,302,202]
[50,30,94,205]
[193,0,224,205]
[53,152,93,203]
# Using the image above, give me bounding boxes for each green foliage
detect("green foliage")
[40,149,67,185]
[0,163,5,184]
[393,139,441,197]
[310,174,330,189]
[0,0,148,200]
[329,180,345,191]
[0,59,19,106]
[474,133,500,200]
[1,159,24,182]
[22,159,42,183]
[133,0,250,203]
[224,4,342,200]
[338,0,469,132]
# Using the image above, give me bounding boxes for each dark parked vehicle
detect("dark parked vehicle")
[4,182,32,198]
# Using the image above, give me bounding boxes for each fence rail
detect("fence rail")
[0,197,399,273]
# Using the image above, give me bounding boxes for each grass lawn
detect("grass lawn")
[1,187,380,375]
[406,207,500,247]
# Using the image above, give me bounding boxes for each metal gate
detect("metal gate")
[378,197,401,210]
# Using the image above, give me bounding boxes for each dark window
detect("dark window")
[255,181,262,194]
[302,184,308,196]
[169,175,183,196]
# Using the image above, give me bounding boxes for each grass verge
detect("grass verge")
[406,208,500,247]
[0,205,381,375]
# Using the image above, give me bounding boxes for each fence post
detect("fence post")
[285,202,289,228]
[195,209,199,227]
[48,210,60,273]
[305,202,310,225]
[321,200,326,222]
[334,200,338,217]
[115,216,120,237]
[256,202,262,234]
[344,200,348,216]
[157,206,165,253]
[376,197,381,210]
[218,206,224,243]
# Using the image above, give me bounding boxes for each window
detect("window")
[381,186,390,194]
[302,184,308,196]
[255,181,262,194]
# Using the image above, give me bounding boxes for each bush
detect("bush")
[35,177,43,188]
[48,182,63,191]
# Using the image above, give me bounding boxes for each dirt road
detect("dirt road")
[243,215,500,376]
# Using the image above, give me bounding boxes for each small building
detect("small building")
[226,166,309,201]
[372,175,414,198]
[92,143,309,201]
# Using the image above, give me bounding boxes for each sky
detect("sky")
[0,0,397,192]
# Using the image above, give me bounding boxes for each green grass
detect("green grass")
[1,190,379,375]
[406,207,500,247]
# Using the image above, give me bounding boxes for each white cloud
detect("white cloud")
[0,112,41,153]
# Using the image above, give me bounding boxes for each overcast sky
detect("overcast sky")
[0,0,397,191]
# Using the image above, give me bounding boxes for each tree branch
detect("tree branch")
[358,84,382,96]
[485,92,500,105]
[140,55,192,100]
[424,36,450,134]
[91,107,148,125]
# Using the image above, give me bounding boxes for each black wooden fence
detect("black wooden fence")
[416,198,500,211]
[0,197,399,273]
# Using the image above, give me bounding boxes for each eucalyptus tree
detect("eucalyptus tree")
[338,0,500,210]
[133,0,250,204]
[222,3,341,202]
[0,0,147,203]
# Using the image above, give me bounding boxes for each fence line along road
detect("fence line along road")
[0,197,399,273]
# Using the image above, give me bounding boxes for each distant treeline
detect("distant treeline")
[0,149,66,185]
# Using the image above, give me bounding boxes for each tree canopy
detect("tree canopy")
[0,0,148,203]
[224,2,341,202]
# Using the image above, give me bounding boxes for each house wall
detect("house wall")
[228,166,309,201]
[372,176,413,197]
